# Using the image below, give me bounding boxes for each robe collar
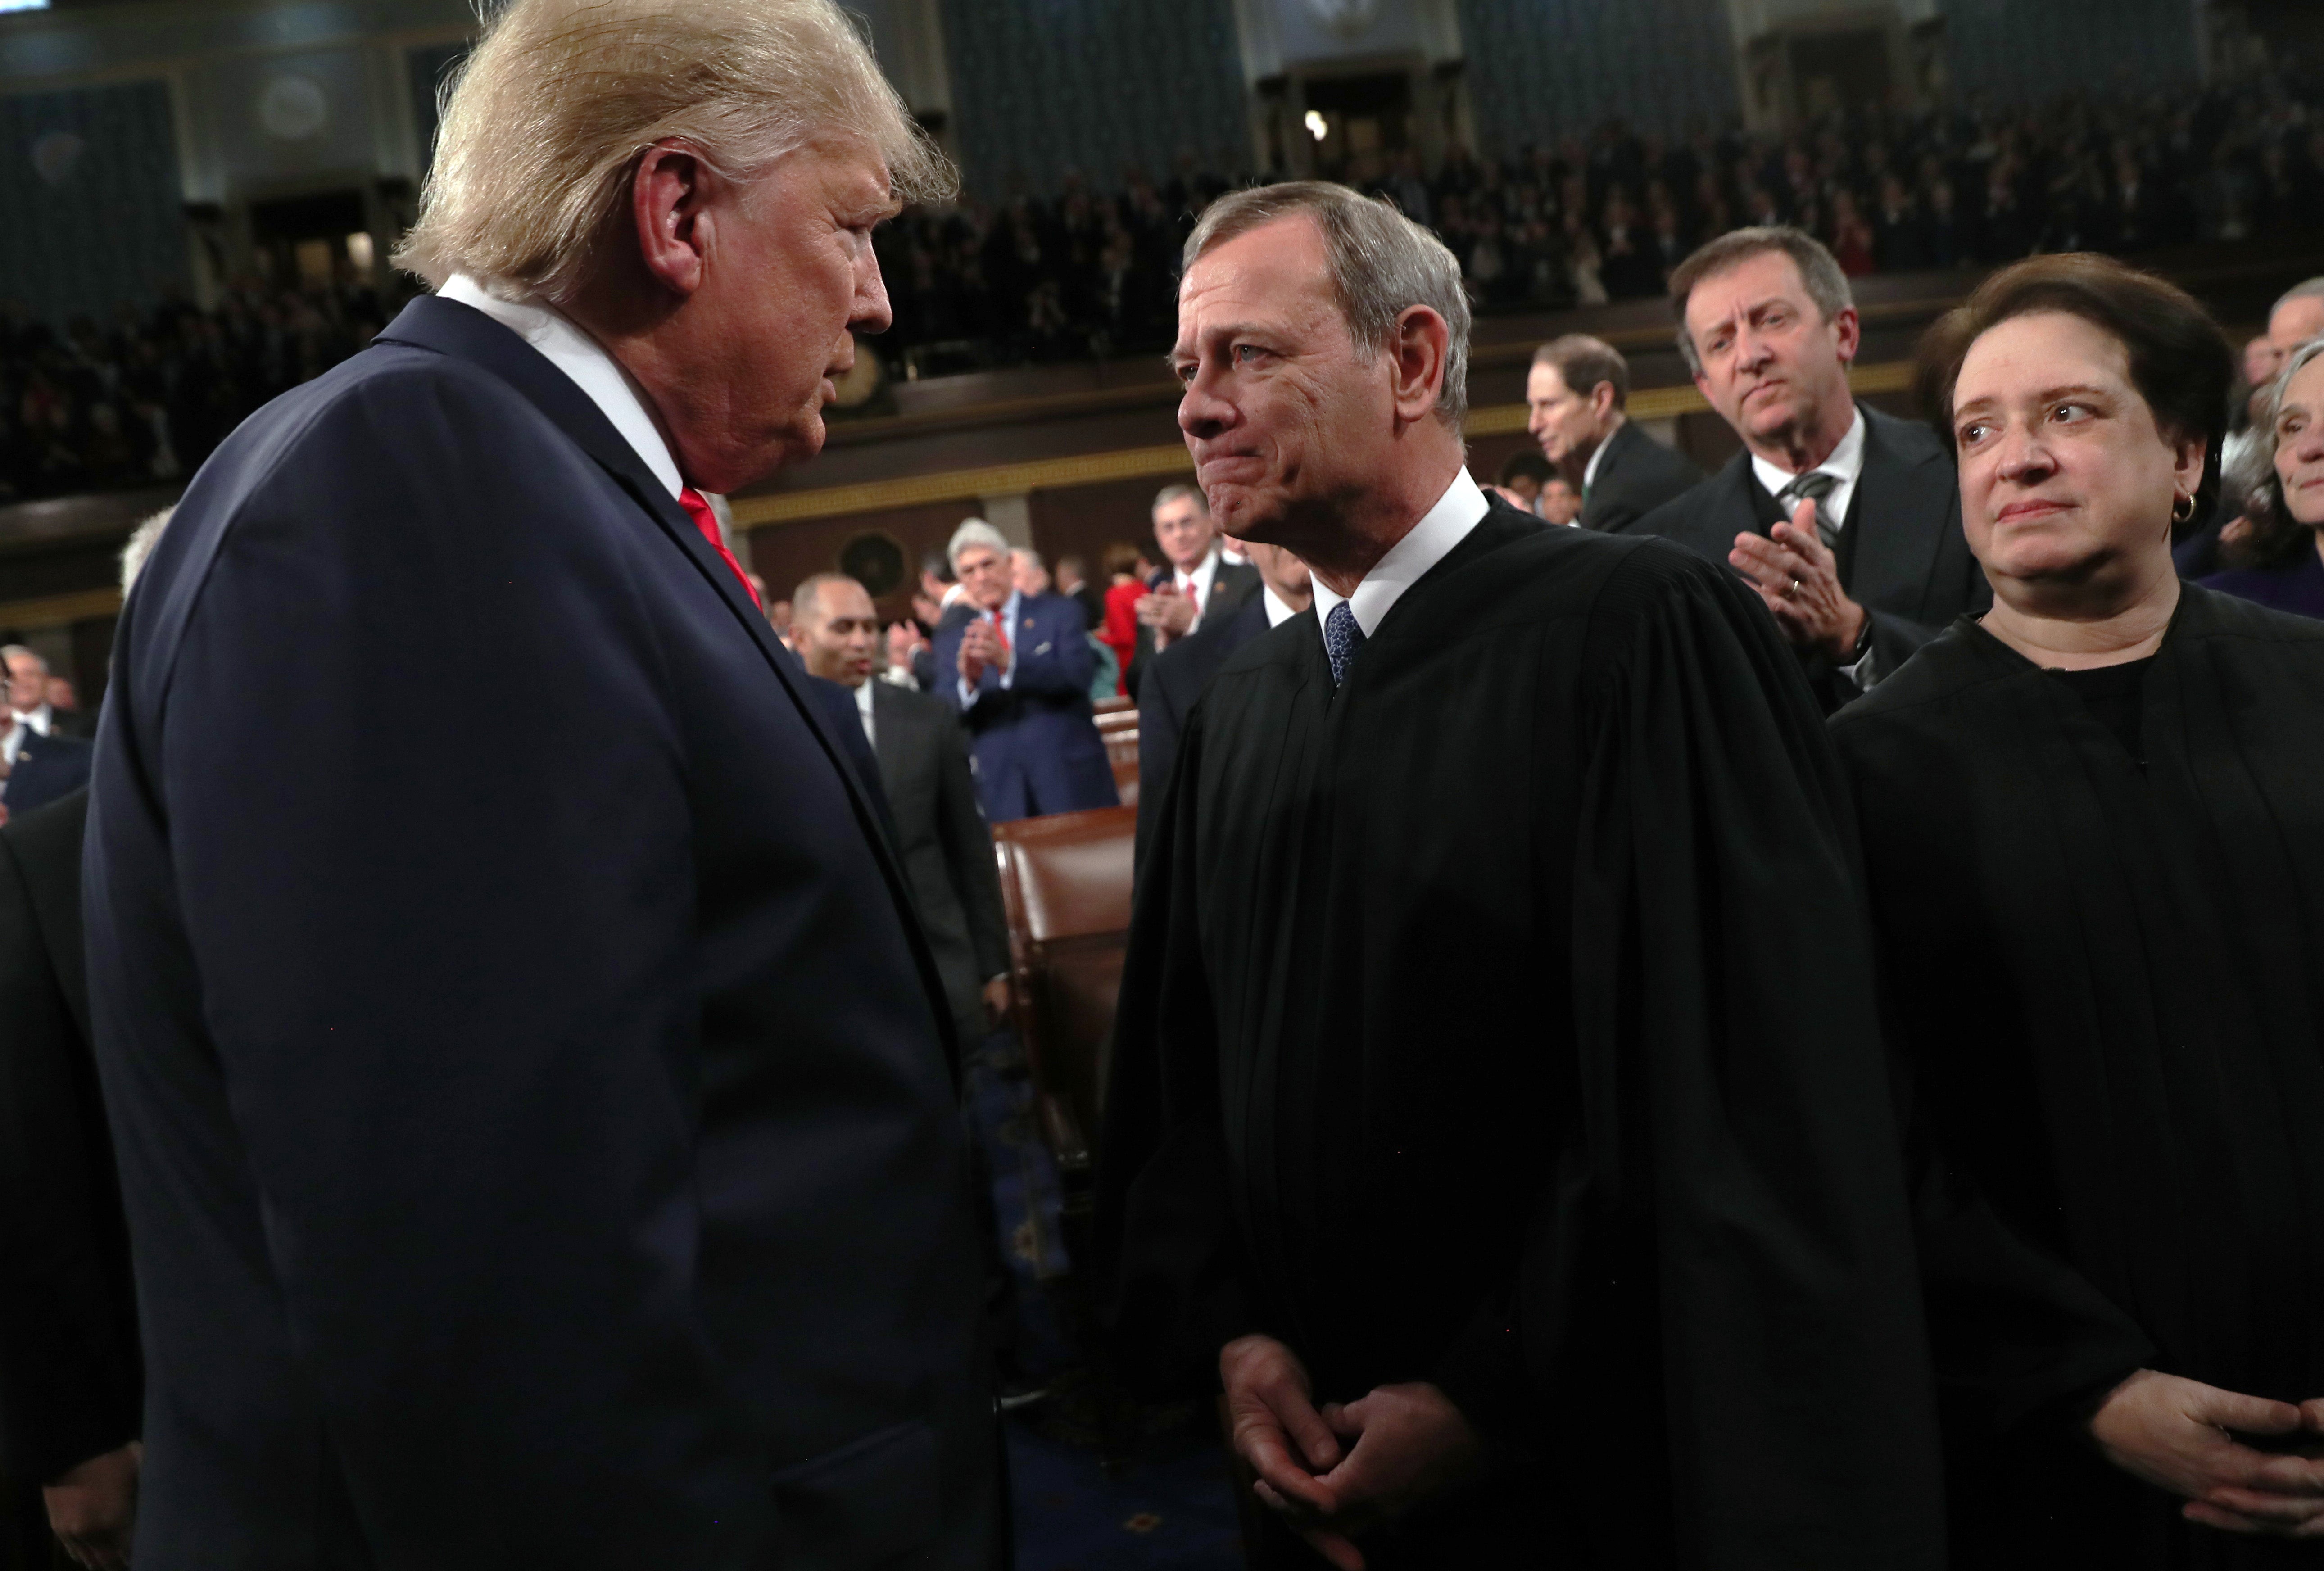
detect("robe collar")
[1309,466,1490,655]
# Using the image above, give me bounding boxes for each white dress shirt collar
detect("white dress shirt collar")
[1582,421,1618,492]
[1309,466,1490,650]
[1261,586,1301,629]
[1750,404,1867,533]
[437,275,685,500]
[852,675,876,747]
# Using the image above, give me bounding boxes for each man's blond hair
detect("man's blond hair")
[394,0,955,302]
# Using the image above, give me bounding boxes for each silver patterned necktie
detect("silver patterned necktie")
[1777,470,1841,550]
[1324,600,1367,688]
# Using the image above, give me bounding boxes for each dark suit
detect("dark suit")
[41,708,97,742]
[1580,418,1705,535]
[1125,557,1259,697]
[933,591,1117,823]
[1134,591,1274,865]
[82,294,997,1570]
[1633,402,1988,711]
[2,731,91,819]
[0,790,140,1490]
[865,680,1010,1050]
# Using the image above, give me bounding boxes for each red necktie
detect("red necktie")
[989,609,1010,656]
[678,487,761,609]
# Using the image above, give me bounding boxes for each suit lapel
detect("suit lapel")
[373,296,952,1045]
[870,681,911,786]
[1843,407,1952,613]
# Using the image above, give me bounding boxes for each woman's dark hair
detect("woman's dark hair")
[1916,253,2237,523]
[1101,540,1146,579]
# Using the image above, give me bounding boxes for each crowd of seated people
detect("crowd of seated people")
[9,68,2323,512]
[0,275,410,504]
[877,64,2324,363]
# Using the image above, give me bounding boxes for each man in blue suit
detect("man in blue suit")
[80,2,998,1566]
[0,729,91,821]
[933,519,1118,823]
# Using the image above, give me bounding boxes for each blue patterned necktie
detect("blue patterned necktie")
[1324,600,1367,688]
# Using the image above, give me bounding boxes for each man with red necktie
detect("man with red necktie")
[934,518,1117,823]
[77,1,1002,1565]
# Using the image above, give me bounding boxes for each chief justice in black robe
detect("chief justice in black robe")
[1096,181,1948,1568]
[1835,256,2324,1566]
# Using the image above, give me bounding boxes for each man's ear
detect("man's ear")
[1830,304,1863,364]
[1591,381,1619,423]
[1387,305,1451,426]
[631,142,718,298]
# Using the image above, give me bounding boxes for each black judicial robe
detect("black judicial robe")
[1096,502,1948,1568]
[1830,584,2324,1569]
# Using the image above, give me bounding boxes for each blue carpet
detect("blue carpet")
[1008,1405,1243,1571]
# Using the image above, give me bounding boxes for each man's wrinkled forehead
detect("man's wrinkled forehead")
[1686,250,1814,334]
[1175,217,1341,350]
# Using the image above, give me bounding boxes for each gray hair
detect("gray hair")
[1151,481,1207,515]
[2241,334,2324,514]
[0,645,42,675]
[1667,226,1854,377]
[2272,277,2324,317]
[121,505,173,596]
[394,0,955,301]
[1009,547,1044,570]
[1183,181,1471,426]
[947,518,1010,571]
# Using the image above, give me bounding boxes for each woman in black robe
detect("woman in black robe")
[1833,254,2324,1567]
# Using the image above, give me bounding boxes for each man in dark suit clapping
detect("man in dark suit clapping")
[1634,227,1986,711]
[933,518,1119,823]
[81,1,1001,1564]
[1126,483,1259,695]
[1524,333,1703,535]
[1134,539,1310,864]
[795,572,1010,1051]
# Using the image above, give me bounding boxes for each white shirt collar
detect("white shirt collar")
[1582,419,1620,490]
[1261,586,1301,629]
[1749,404,1867,532]
[1310,466,1490,649]
[853,677,875,718]
[13,703,51,736]
[437,275,685,500]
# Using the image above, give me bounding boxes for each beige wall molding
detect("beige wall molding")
[0,587,123,633]
[740,360,1918,528]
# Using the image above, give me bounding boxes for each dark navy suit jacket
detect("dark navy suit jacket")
[932,591,1117,823]
[3,730,92,819]
[82,295,997,1570]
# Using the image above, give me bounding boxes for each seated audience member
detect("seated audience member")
[1134,540,1310,862]
[0,653,91,818]
[1128,484,1258,695]
[2202,337,2324,618]
[934,519,1118,822]
[1053,552,1103,631]
[1493,448,1553,510]
[794,574,1009,1053]
[1524,334,1701,533]
[1832,254,2324,1567]
[0,516,167,1571]
[4,647,94,743]
[1635,228,1987,712]
[1098,541,1150,692]
[1535,473,1583,525]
